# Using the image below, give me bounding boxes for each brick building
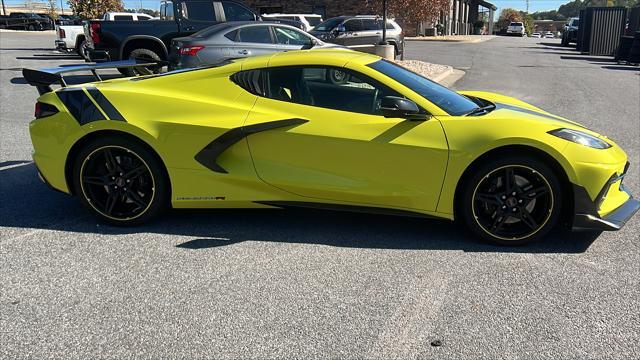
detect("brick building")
[241,1,496,36]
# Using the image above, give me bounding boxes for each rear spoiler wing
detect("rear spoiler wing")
[22,59,159,95]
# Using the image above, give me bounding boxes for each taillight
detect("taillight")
[35,102,59,119]
[90,22,101,44]
[58,27,66,38]
[179,45,205,56]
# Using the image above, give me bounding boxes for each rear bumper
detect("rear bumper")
[55,40,69,51]
[572,162,639,231]
[87,48,116,62]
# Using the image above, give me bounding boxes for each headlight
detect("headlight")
[549,128,611,149]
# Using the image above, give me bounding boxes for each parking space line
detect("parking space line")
[0,161,33,171]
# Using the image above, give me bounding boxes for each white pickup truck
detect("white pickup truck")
[55,13,154,58]
[55,24,87,57]
[507,22,525,36]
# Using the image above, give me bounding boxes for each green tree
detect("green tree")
[68,0,124,19]
[497,8,523,29]
[46,0,58,19]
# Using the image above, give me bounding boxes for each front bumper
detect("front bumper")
[572,162,639,231]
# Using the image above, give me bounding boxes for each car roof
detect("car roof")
[189,21,306,39]
[266,49,378,67]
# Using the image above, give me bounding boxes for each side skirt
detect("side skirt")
[254,201,442,219]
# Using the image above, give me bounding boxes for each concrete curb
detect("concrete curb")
[431,66,454,84]
[437,69,466,88]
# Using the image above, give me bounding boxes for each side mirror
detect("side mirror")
[336,24,346,33]
[379,96,426,120]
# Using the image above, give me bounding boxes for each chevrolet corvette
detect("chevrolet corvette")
[23,50,639,245]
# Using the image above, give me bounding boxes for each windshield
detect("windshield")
[509,22,523,26]
[368,60,480,116]
[571,19,579,27]
[314,17,344,31]
[305,16,322,26]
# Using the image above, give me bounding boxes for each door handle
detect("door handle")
[183,26,195,31]
[239,49,250,55]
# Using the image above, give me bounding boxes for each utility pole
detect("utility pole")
[526,0,529,14]
[60,0,64,14]
[1,0,6,16]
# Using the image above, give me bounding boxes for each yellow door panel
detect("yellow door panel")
[245,97,449,211]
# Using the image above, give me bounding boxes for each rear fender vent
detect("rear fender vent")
[230,70,264,96]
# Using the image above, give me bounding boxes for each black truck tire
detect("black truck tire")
[119,48,162,77]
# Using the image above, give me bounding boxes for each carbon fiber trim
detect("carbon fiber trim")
[86,87,126,121]
[56,88,104,125]
[195,118,308,174]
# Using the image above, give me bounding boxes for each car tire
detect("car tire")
[72,136,170,226]
[76,38,87,58]
[120,48,163,77]
[27,24,36,31]
[459,156,562,246]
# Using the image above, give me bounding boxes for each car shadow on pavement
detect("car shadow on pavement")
[601,65,640,72]
[0,164,601,254]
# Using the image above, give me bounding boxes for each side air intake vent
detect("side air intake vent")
[230,70,264,96]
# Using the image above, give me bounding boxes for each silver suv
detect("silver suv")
[309,15,404,57]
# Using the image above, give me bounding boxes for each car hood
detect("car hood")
[459,90,590,129]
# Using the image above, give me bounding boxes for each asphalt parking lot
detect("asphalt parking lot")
[1,32,639,358]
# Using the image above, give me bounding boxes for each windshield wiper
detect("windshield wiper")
[464,104,496,116]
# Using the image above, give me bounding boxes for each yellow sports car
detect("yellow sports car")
[23,50,638,245]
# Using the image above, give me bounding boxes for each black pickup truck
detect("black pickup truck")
[0,13,54,31]
[85,0,259,74]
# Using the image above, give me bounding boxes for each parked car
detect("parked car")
[23,50,640,245]
[102,12,154,21]
[544,31,555,38]
[561,17,580,46]
[84,0,260,75]
[0,12,53,31]
[309,15,404,57]
[55,24,88,57]
[507,22,525,36]
[169,22,338,69]
[531,32,541,38]
[261,13,323,31]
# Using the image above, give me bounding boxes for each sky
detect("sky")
[3,0,572,15]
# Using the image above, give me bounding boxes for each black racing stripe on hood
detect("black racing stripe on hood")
[496,103,586,129]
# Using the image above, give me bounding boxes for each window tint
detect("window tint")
[274,27,311,45]
[344,19,363,31]
[114,15,134,21]
[368,60,478,116]
[386,22,395,30]
[314,17,344,31]
[224,29,238,41]
[222,1,256,21]
[237,26,272,43]
[361,19,382,31]
[138,16,150,21]
[265,66,402,115]
[182,1,216,21]
[164,2,174,20]
[305,16,322,26]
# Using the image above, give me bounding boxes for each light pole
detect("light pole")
[380,0,387,45]
[1,0,6,16]
[60,0,64,14]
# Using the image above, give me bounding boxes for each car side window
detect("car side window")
[114,15,134,21]
[182,1,216,21]
[344,19,363,32]
[274,27,311,45]
[237,26,273,43]
[361,19,381,31]
[222,1,256,21]
[265,66,403,115]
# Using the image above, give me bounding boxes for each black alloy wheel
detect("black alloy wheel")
[461,157,562,245]
[73,137,169,225]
